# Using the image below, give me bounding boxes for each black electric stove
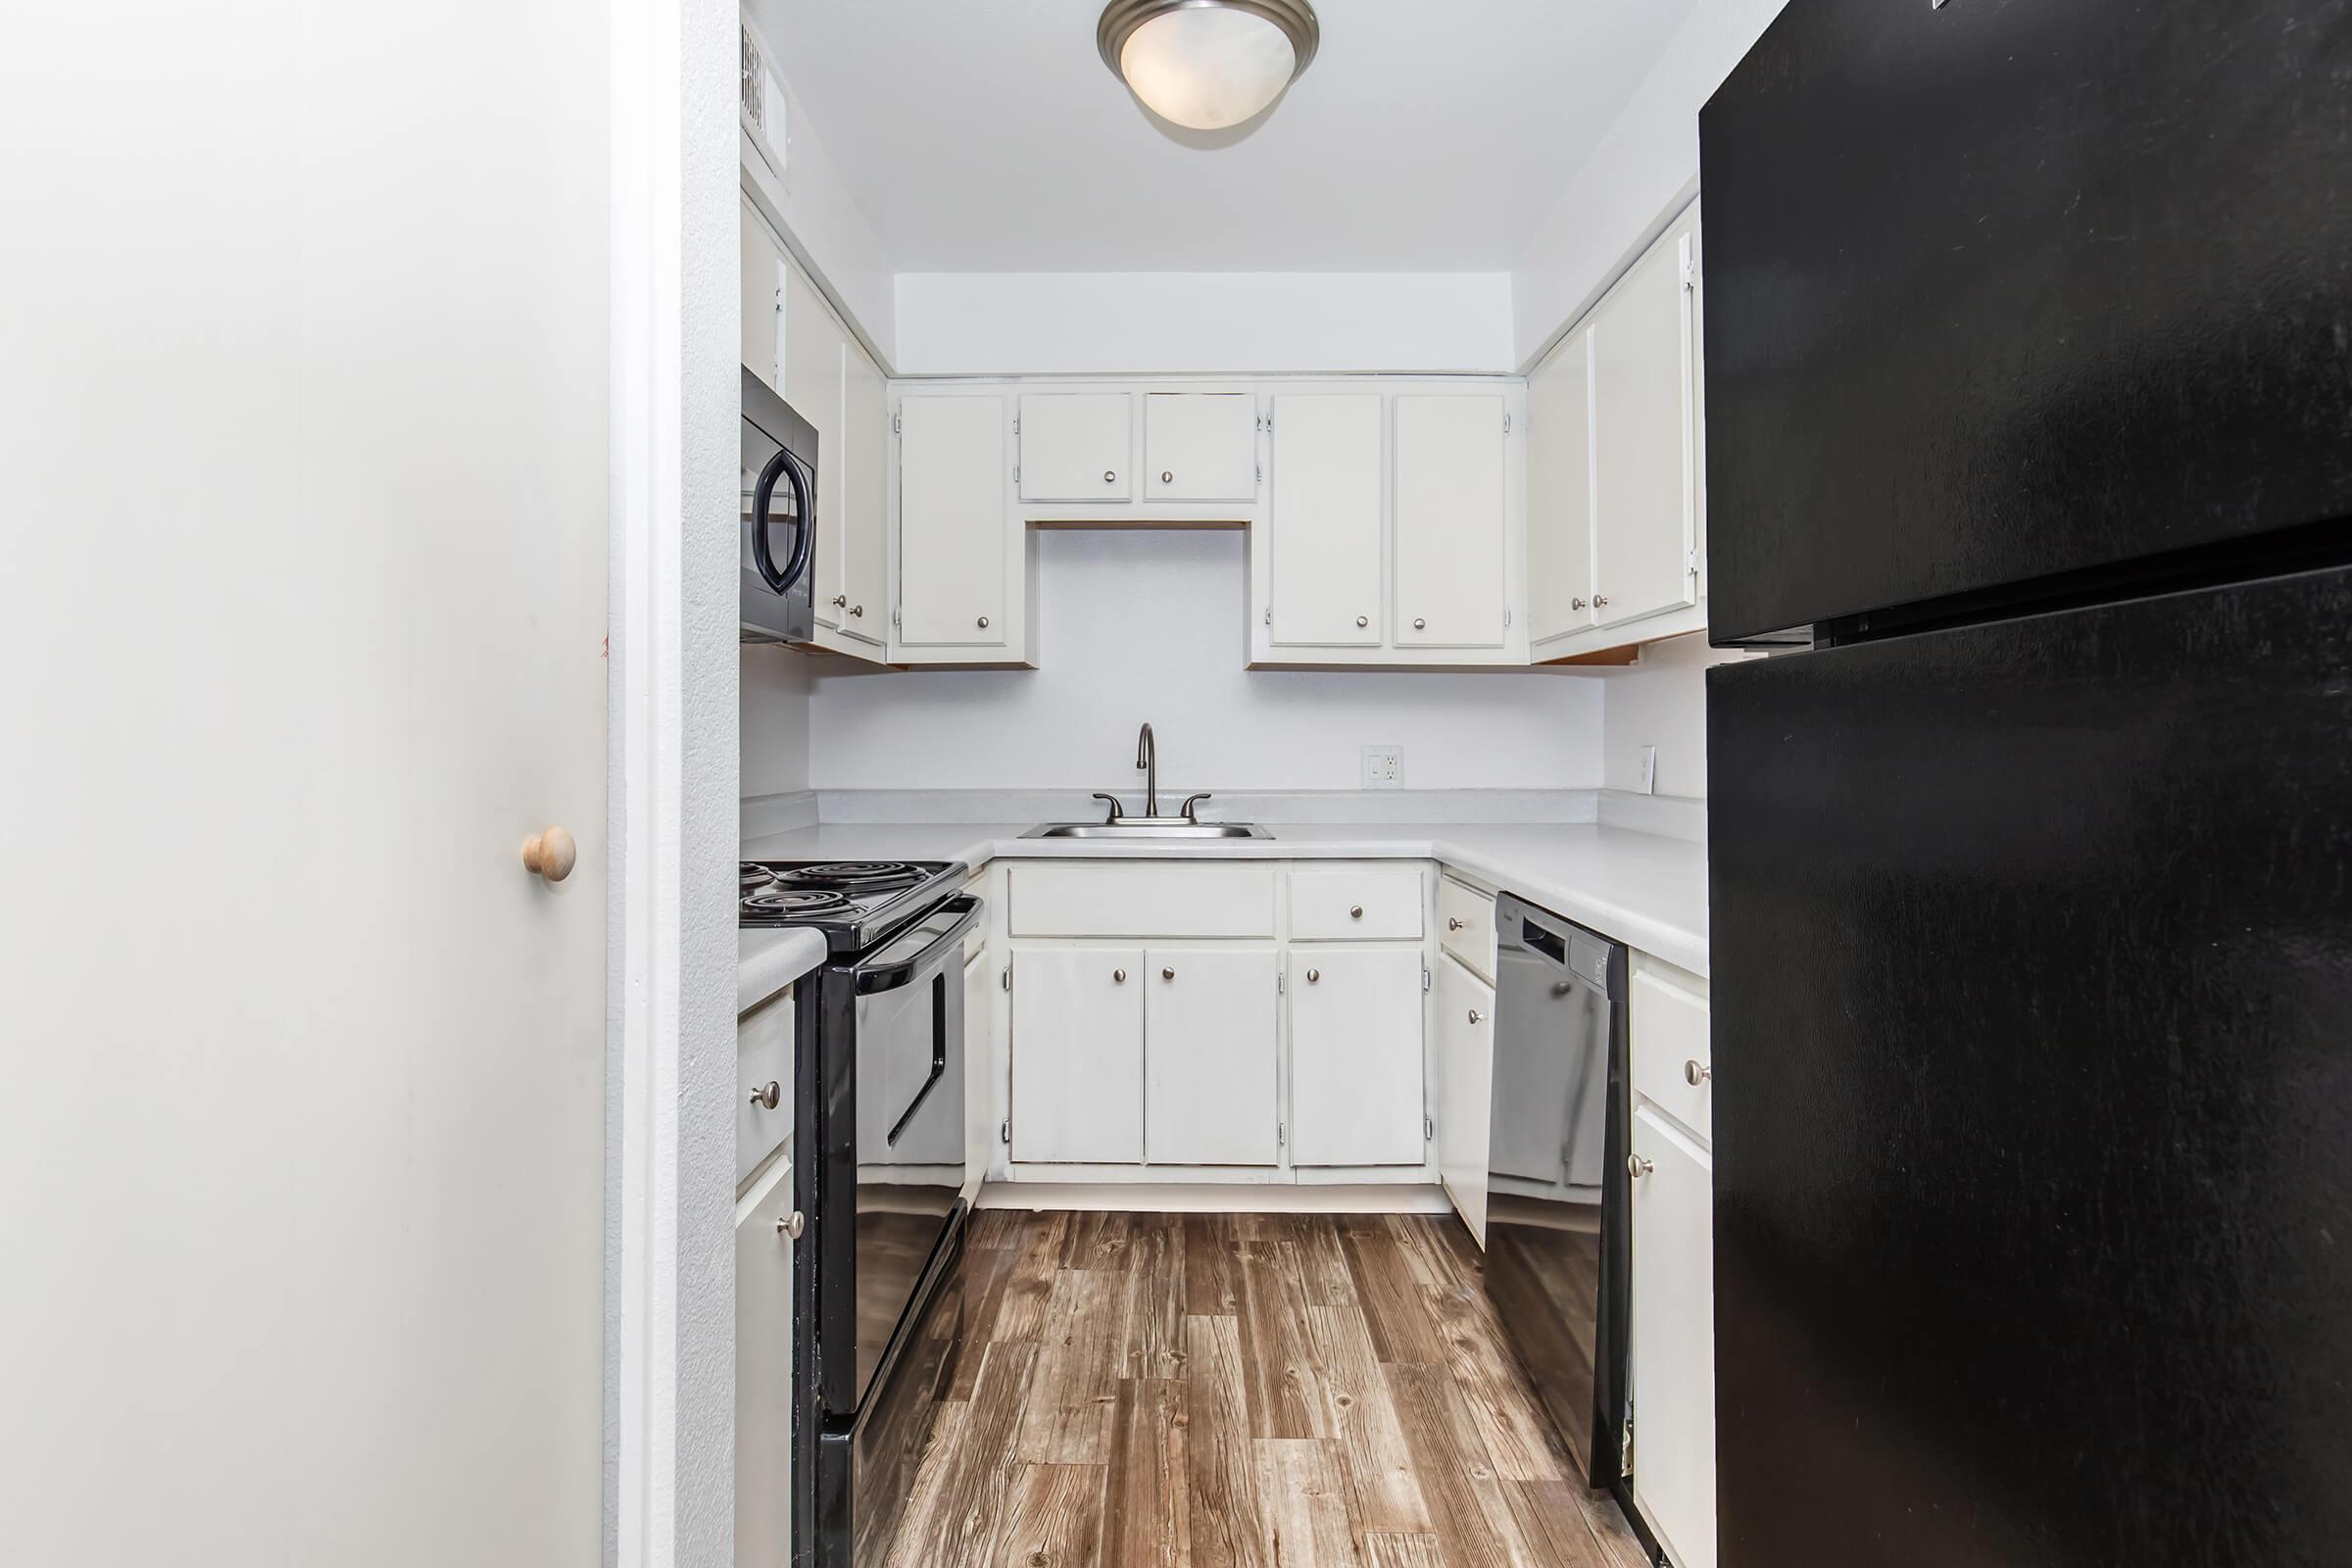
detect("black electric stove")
[739,857,980,1568]
[738,858,968,955]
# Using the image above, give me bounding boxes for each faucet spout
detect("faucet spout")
[1135,722,1157,818]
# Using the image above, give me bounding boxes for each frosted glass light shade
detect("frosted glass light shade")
[1099,1,1320,132]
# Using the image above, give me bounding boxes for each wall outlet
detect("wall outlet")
[1361,745,1403,790]
[1639,745,1658,796]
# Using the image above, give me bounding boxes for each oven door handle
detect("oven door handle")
[887,1010,949,1148]
[853,893,983,996]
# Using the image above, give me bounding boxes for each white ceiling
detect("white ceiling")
[747,0,1704,272]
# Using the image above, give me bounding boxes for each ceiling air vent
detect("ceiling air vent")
[738,20,788,180]
[739,24,765,133]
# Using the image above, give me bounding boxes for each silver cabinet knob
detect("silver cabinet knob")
[1593,595,1611,607]
[849,605,863,617]
[1112,968,1127,983]
[1685,1059,1712,1086]
[1349,905,1364,919]
[1570,597,1587,611]
[976,615,990,628]
[1447,917,1465,931]
[831,594,848,608]
[1103,469,1117,483]
[1627,1153,1654,1179]
[1162,966,1176,981]
[748,1080,780,1110]
[777,1210,805,1239]
[1160,470,1174,484]
[1467,1007,1483,1025]
[1305,967,1320,983]
[1354,614,1369,627]
[1413,617,1427,630]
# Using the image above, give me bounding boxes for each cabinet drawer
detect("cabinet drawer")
[1437,876,1496,982]
[1009,863,1275,938]
[1288,868,1423,940]
[1631,968,1711,1144]
[736,987,794,1189]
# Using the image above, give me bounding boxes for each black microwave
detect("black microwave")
[740,366,817,644]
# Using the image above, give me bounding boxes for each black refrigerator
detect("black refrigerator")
[1698,1,2352,1564]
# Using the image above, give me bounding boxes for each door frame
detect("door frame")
[607,0,744,1564]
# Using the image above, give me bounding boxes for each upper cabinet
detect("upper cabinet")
[1529,202,1707,661]
[1266,393,1384,649]
[739,196,781,392]
[1146,392,1258,503]
[1393,393,1508,650]
[1018,393,1132,504]
[894,393,1034,665]
[780,260,847,630]
[839,344,889,643]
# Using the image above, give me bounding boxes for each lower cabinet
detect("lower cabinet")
[1431,952,1494,1244]
[1146,948,1280,1165]
[734,1153,794,1567]
[1288,948,1425,1165]
[1008,948,1145,1163]
[1630,1106,1716,1568]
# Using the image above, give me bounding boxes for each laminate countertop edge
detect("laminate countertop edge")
[738,927,828,1018]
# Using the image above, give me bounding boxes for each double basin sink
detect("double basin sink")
[1022,820,1273,840]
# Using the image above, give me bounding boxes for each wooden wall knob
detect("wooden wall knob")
[523,825,577,884]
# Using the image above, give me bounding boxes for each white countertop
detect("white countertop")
[738,819,1708,977]
[738,926,828,1017]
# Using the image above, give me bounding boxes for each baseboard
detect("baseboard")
[975,1180,1453,1215]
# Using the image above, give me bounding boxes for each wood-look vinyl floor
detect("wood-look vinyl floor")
[880,1211,1650,1568]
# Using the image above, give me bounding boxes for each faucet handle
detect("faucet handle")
[1179,793,1212,822]
[1091,792,1125,823]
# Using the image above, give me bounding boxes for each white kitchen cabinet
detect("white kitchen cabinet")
[1437,876,1496,985]
[780,258,846,631]
[1009,948,1143,1163]
[1393,393,1508,650]
[734,1154,795,1568]
[836,339,889,646]
[1267,393,1383,647]
[1287,948,1426,1166]
[736,988,793,1190]
[1630,1105,1716,1568]
[1591,206,1700,630]
[1144,948,1279,1166]
[1432,952,1494,1244]
[1145,392,1257,502]
[1018,392,1133,504]
[739,196,781,391]
[896,393,1012,652]
[1526,327,1595,644]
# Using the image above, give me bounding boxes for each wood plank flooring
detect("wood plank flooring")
[879,1211,1649,1568]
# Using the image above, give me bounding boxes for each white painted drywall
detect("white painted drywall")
[893,271,1516,376]
[1510,0,1791,366]
[742,645,814,796]
[809,529,1603,791]
[1598,633,1755,798]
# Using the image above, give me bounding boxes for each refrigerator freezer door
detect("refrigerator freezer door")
[1700,0,2352,641]
[1706,563,2352,1564]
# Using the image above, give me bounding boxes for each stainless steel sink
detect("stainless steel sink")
[1021,821,1273,840]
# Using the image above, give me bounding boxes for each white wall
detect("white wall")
[893,271,1515,377]
[741,644,813,797]
[1598,633,1754,798]
[1510,0,1790,367]
[809,529,1602,791]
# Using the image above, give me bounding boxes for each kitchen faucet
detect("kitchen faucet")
[1087,724,1211,824]
[1136,722,1157,818]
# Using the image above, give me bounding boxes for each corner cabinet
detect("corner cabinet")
[890,392,1035,666]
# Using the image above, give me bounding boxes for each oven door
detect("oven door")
[740,365,817,643]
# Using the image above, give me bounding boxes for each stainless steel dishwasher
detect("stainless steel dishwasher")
[1485,893,1637,1519]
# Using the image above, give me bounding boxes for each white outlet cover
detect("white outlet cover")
[1361,745,1403,790]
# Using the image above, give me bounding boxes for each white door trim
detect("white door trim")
[608,0,742,1564]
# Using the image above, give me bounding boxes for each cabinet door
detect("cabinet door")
[1394,393,1507,649]
[1289,948,1426,1166]
[739,197,781,390]
[897,395,1009,648]
[1527,329,1595,643]
[963,949,991,1180]
[780,259,848,627]
[1630,1105,1716,1568]
[735,1156,794,1568]
[1432,953,1494,1244]
[1145,948,1279,1165]
[1591,213,1698,629]
[1019,393,1132,503]
[1146,392,1257,502]
[838,340,889,645]
[1009,948,1143,1163]
[1268,394,1382,646]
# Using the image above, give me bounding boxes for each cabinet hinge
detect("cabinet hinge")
[1422,967,1432,992]
[1502,413,1513,434]
[1255,463,1262,485]
[1012,465,1020,484]
[1262,607,1272,626]
[1258,414,1272,433]
[1621,1399,1637,1478]
[1425,1114,1434,1142]
[891,606,902,628]
[1011,415,1020,434]
[1001,1119,1011,1146]
[1001,963,1010,992]
[1688,546,1700,577]
[1277,1122,1286,1148]
[892,411,902,435]
[1503,606,1513,628]
[1681,255,1696,292]
[1277,970,1285,995]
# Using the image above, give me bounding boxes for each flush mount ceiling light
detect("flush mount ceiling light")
[1098,0,1320,131]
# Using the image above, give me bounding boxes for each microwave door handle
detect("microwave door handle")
[748,448,814,593]
[886,985,950,1148]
